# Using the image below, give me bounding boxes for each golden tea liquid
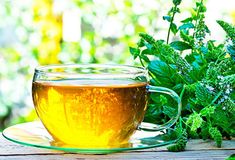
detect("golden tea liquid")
[32,79,148,148]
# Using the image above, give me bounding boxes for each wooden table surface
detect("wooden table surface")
[0,134,234,160]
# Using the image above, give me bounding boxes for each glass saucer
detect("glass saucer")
[2,121,177,154]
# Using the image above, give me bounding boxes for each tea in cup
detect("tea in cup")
[32,64,181,148]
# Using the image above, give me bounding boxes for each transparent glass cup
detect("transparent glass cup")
[32,64,181,148]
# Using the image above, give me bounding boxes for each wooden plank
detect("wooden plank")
[0,150,234,160]
[0,134,234,160]
[146,139,235,152]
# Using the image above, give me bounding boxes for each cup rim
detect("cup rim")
[35,64,148,79]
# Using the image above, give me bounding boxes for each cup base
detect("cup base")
[2,121,177,154]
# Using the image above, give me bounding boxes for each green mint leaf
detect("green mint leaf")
[200,106,215,116]
[170,41,192,51]
[137,38,145,47]
[212,107,234,136]
[140,54,150,63]
[185,54,196,64]
[181,17,193,23]
[207,40,216,50]
[179,22,195,30]
[150,94,167,105]
[195,83,214,106]
[180,31,194,44]
[141,49,154,55]
[145,43,154,50]
[148,60,177,87]
[186,112,203,132]
[143,103,163,124]
[129,47,140,59]
[173,0,182,6]
[139,33,155,44]
[200,46,209,54]
[163,15,172,22]
[170,23,178,35]
[160,95,168,105]
[163,106,176,118]
[199,5,207,12]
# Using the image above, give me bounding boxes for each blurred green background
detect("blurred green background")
[0,0,234,130]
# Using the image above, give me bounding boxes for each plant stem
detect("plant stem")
[139,56,145,68]
[166,5,177,44]
[210,90,223,105]
[180,85,186,100]
[193,0,204,38]
[181,117,191,128]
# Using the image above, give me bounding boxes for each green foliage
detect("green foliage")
[226,154,235,160]
[209,127,222,147]
[130,0,235,152]
[217,20,235,42]
[167,119,188,152]
[200,106,215,116]
[186,112,203,132]
[195,83,214,106]
[167,129,187,152]
[173,0,182,6]
[217,20,235,60]
[170,41,192,51]
[200,122,209,140]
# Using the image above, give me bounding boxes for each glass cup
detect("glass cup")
[32,64,181,148]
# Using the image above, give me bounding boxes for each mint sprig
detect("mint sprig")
[130,0,235,151]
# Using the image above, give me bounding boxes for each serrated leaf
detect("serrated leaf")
[170,41,192,51]
[195,84,214,106]
[212,107,235,135]
[148,60,177,87]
